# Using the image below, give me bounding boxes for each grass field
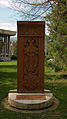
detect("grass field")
[0,61,67,119]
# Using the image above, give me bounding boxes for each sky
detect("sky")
[0,0,17,31]
[0,0,49,35]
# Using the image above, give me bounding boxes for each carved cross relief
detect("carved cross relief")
[23,38,39,89]
[17,21,45,93]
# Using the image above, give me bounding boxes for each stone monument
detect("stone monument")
[8,21,53,110]
[17,21,44,93]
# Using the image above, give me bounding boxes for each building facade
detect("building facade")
[0,29,16,61]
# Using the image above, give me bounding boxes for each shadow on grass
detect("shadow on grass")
[45,74,67,80]
[0,72,17,80]
[0,65,17,69]
[0,72,17,88]
[0,72,17,101]
[0,84,11,101]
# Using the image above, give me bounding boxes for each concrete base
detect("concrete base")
[8,90,53,110]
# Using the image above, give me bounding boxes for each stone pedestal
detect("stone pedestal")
[8,91,53,110]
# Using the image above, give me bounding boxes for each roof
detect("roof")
[0,29,16,36]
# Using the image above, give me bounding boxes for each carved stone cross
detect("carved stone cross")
[17,21,45,93]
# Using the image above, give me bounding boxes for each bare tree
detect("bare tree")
[10,0,56,21]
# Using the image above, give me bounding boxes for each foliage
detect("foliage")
[10,41,17,56]
[11,0,67,72]
[11,55,17,60]
[46,0,67,71]
[13,40,17,56]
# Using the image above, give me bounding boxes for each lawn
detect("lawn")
[0,61,67,119]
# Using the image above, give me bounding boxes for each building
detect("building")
[0,29,16,61]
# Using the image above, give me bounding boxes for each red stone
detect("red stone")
[16,95,46,100]
[17,21,45,93]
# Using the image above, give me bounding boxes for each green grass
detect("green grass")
[0,61,67,119]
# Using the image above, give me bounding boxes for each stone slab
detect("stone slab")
[8,92,53,110]
[17,21,45,93]
[9,89,51,93]
[16,94,46,100]
[2,96,59,113]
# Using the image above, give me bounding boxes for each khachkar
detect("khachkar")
[8,21,53,110]
[17,21,45,93]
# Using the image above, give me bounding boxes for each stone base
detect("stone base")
[9,89,51,93]
[8,90,53,110]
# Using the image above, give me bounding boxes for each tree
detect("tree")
[10,41,17,56]
[11,0,67,71]
[10,0,55,20]
[13,40,17,56]
[46,0,67,71]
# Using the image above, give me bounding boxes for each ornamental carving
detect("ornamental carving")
[17,21,45,93]
[23,38,39,89]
